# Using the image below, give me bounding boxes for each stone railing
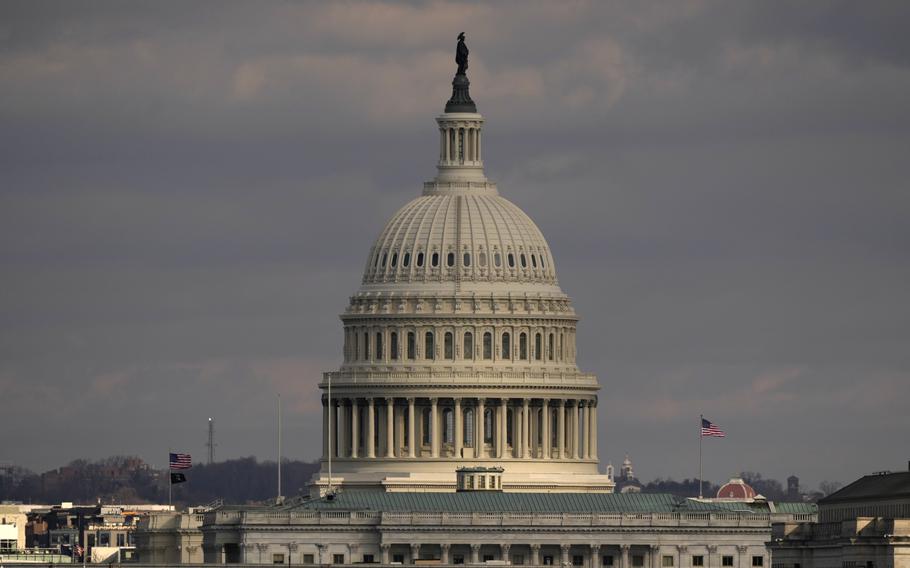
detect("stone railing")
[322,370,597,387]
[213,510,814,528]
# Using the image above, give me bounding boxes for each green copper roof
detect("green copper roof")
[773,502,818,514]
[284,492,814,514]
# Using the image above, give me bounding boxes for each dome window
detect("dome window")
[463,252,471,267]
[535,333,542,361]
[446,252,455,267]
[363,332,370,360]
[463,332,474,359]
[463,409,474,445]
[479,252,487,266]
[431,252,440,267]
[519,332,528,360]
[375,332,384,360]
[403,252,410,267]
[507,253,515,268]
[501,332,511,359]
[540,256,546,269]
[407,332,416,360]
[531,255,538,268]
[424,331,435,359]
[381,253,387,268]
[444,331,454,359]
[390,332,399,360]
[482,332,492,360]
[390,253,398,268]
[416,252,424,267]
[494,252,502,267]
[520,254,527,268]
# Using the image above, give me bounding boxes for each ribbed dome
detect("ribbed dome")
[362,184,558,291]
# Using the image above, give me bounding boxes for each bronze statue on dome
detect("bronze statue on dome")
[456,32,469,75]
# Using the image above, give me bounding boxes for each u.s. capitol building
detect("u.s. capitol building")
[135,37,816,567]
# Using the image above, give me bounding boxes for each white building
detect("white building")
[137,36,817,566]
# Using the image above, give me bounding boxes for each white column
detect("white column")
[579,401,587,460]
[408,398,416,458]
[338,401,347,457]
[571,401,580,459]
[454,398,463,457]
[366,398,375,458]
[386,398,395,458]
[542,399,550,459]
[522,399,530,459]
[444,128,451,164]
[589,398,598,460]
[322,398,329,459]
[558,400,566,459]
[351,399,360,459]
[477,398,485,458]
[499,398,507,458]
[431,398,439,458]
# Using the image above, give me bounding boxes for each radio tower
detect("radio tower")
[206,417,216,464]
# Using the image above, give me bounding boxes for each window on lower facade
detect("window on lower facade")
[501,332,511,359]
[362,554,374,563]
[753,557,764,567]
[99,533,110,546]
[454,555,465,565]
[407,332,415,359]
[333,554,345,564]
[425,331,434,359]
[543,556,554,566]
[302,554,314,564]
[0,540,16,551]
[393,555,405,564]
[603,556,615,566]
[633,555,645,567]
[723,557,734,567]
[663,556,675,567]
[484,555,495,562]
[444,331,454,359]
[519,332,528,359]
[390,332,398,360]
[463,332,474,359]
[513,554,525,565]
[483,332,492,359]
[273,553,285,564]
[693,556,704,567]
[573,555,584,566]
[116,533,125,547]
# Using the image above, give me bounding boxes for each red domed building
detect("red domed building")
[716,477,759,500]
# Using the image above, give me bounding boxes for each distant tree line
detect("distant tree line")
[0,456,319,507]
[640,471,842,502]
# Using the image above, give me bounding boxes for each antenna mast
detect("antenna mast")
[206,418,216,464]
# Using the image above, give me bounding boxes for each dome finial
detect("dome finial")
[445,32,476,113]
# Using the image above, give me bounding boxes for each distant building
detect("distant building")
[770,466,910,568]
[716,477,758,501]
[607,455,644,493]
[786,476,800,501]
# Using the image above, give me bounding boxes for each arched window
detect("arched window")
[535,333,542,361]
[508,253,515,268]
[494,252,501,267]
[375,332,384,360]
[390,253,398,268]
[540,255,546,269]
[363,332,370,360]
[390,332,399,360]
[416,252,424,267]
[483,332,492,360]
[463,332,473,360]
[407,332,416,359]
[431,252,440,267]
[464,408,474,446]
[519,332,528,360]
[446,252,455,267]
[463,252,471,267]
[403,252,410,268]
[548,333,555,361]
[531,254,538,268]
[506,408,514,445]
[353,331,359,360]
[424,331,435,360]
[501,332,511,359]
[443,408,454,444]
[444,331,454,359]
[422,408,431,445]
[484,409,494,444]
[520,253,527,268]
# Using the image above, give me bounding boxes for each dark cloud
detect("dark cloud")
[1,1,908,489]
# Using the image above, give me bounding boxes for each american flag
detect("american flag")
[169,452,192,469]
[701,418,726,438]
[74,544,84,557]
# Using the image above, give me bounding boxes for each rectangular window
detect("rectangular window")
[303,554,314,564]
[376,332,383,360]
[543,556,554,566]
[117,533,125,547]
[723,557,735,567]
[484,556,495,562]
[390,332,398,360]
[603,557,615,566]
[273,553,285,564]
[573,556,585,566]
[633,556,645,567]
[753,557,764,567]
[454,555,465,565]
[663,556,675,567]
[363,554,374,563]
[99,533,110,546]
[393,555,405,564]
[334,554,345,564]
[513,554,525,565]
[693,557,704,567]
[363,332,370,359]
[407,332,415,359]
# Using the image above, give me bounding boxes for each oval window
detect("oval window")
[479,252,487,266]
[391,253,398,268]
[416,252,424,267]
[447,252,455,267]
[507,253,515,268]
[403,252,411,267]
[540,256,546,269]
[381,253,387,267]
[494,252,502,267]
[463,253,471,267]
[520,253,527,268]
[431,252,440,267]
[531,254,537,268]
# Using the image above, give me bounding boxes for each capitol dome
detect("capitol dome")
[312,52,612,495]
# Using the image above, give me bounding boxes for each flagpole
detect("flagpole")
[168,449,173,508]
[698,414,703,499]
[327,373,333,494]
[278,393,282,503]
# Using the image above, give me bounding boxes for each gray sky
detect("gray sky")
[2,1,909,492]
